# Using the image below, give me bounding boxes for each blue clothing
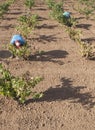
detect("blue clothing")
[10,35,25,45]
[63,12,70,18]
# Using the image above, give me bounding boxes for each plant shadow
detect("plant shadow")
[32,33,60,44]
[37,23,58,29]
[81,37,95,43]
[38,16,48,21]
[3,17,16,20]
[29,50,69,65]
[26,77,95,109]
[3,9,24,20]
[0,50,12,59]
[35,7,47,11]
[0,24,14,29]
[7,11,23,15]
[75,17,85,20]
[76,23,92,30]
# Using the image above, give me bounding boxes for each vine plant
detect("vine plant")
[25,0,35,10]
[16,14,38,38]
[0,2,10,18]
[0,63,43,104]
[8,42,31,60]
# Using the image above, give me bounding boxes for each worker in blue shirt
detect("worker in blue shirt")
[63,11,71,19]
[63,11,72,26]
[10,34,26,48]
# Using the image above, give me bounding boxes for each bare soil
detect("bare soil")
[0,0,95,130]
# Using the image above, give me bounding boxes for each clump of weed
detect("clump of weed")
[45,0,55,9]
[16,14,38,38]
[50,2,64,22]
[78,40,95,59]
[66,27,82,41]
[25,0,35,10]
[74,0,95,19]
[8,42,31,60]
[0,2,10,18]
[0,63,43,104]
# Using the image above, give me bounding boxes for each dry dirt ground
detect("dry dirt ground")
[0,0,95,130]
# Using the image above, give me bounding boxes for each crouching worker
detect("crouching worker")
[62,11,72,27]
[9,34,29,59]
[63,11,71,19]
[10,34,26,48]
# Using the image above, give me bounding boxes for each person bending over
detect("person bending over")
[10,34,26,48]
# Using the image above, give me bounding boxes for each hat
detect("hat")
[63,11,70,18]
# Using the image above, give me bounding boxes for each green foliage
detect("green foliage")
[75,0,95,19]
[45,0,55,9]
[79,0,94,6]
[49,1,76,27]
[78,40,94,58]
[8,0,16,4]
[18,14,39,28]
[50,2,64,22]
[66,27,82,41]
[0,63,43,103]
[18,15,28,23]
[79,7,94,19]
[16,25,31,38]
[16,14,38,38]
[25,0,35,10]
[8,43,31,60]
[0,2,10,18]
[60,16,77,27]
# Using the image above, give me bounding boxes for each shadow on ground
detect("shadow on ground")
[81,37,95,43]
[37,23,58,29]
[26,77,95,109]
[35,7,47,11]
[7,11,23,15]
[75,17,85,20]
[0,50,12,58]
[76,23,92,30]
[0,24,14,29]
[38,16,48,21]
[32,33,61,44]
[29,50,69,65]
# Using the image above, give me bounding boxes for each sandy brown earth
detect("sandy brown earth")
[0,0,95,130]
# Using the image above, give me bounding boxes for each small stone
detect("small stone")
[61,124,64,127]
[42,123,45,127]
